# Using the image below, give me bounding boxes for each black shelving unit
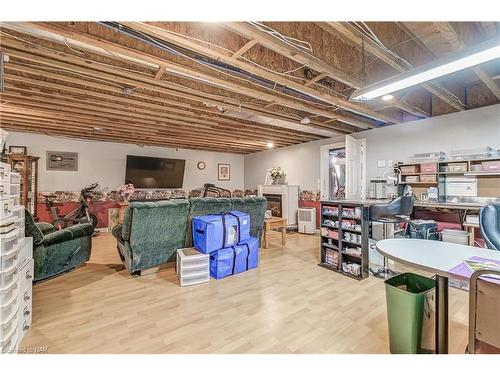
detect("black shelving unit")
[318,201,370,280]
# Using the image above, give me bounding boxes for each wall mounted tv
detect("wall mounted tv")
[125,155,186,189]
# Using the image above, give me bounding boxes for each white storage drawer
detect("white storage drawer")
[17,259,34,338]
[179,273,210,287]
[11,205,24,220]
[0,302,19,340]
[0,277,19,307]
[0,261,19,289]
[9,184,20,197]
[0,228,19,256]
[0,198,14,220]
[0,183,9,199]
[9,172,20,185]
[176,248,209,287]
[1,244,20,272]
[14,217,25,239]
[0,163,9,183]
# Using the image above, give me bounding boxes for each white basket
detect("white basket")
[176,248,209,287]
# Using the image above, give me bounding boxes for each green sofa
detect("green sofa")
[25,209,93,282]
[112,197,267,275]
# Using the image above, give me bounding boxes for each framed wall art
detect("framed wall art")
[218,163,230,181]
[46,151,78,171]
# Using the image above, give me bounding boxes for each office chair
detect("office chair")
[467,269,500,354]
[369,195,414,278]
[479,203,500,251]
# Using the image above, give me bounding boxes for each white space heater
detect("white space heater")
[298,207,316,234]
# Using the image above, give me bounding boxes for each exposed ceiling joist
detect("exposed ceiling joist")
[18,22,372,131]
[123,21,388,128]
[318,22,466,112]
[220,21,397,124]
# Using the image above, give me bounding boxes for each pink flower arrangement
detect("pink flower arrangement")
[117,183,135,201]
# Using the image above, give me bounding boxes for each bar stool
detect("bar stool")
[370,196,414,278]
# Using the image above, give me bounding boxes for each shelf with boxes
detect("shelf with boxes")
[319,202,370,280]
[0,161,33,354]
[398,156,500,201]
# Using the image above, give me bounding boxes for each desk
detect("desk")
[263,217,287,248]
[463,222,480,246]
[376,238,500,354]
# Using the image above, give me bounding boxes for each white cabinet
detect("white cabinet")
[0,162,33,354]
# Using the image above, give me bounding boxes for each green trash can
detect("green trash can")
[385,273,435,354]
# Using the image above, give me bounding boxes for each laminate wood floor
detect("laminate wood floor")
[21,231,469,354]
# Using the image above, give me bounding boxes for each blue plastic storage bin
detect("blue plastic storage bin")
[209,236,259,279]
[192,211,251,254]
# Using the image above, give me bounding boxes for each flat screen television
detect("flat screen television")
[125,155,186,189]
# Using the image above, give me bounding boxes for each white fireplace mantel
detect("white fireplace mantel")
[257,184,299,228]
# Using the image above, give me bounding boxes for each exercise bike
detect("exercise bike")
[43,182,99,230]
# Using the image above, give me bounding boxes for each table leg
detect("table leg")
[263,223,269,249]
[435,275,449,354]
[469,227,475,247]
[281,225,286,245]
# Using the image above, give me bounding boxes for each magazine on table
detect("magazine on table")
[464,259,500,280]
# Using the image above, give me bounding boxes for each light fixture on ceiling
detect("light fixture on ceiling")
[93,127,103,132]
[350,37,500,101]
[300,116,311,124]
[123,87,135,95]
[381,94,394,101]
[266,142,274,149]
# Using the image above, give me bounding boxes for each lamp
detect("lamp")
[350,37,500,101]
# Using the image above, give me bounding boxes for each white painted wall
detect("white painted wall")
[244,104,500,190]
[6,132,245,192]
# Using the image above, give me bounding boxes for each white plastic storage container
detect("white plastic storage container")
[9,172,20,185]
[176,248,209,287]
[0,228,19,256]
[442,229,469,245]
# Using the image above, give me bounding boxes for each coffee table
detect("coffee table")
[262,217,287,249]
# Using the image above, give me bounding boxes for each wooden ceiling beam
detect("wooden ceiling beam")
[1,32,349,135]
[304,72,329,87]
[232,39,258,59]
[23,22,376,130]
[1,96,297,148]
[0,111,268,151]
[4,73,320,144]
[125,21,393,126]
[318,22,465,112]
[433,22,500,100]
[3,88,307,145]
[1,121,256,153]
[154,66,166,80]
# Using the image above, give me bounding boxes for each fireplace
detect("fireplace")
[263,194,282,217]
[257,184,299,228]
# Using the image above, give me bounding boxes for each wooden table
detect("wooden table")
[376,238,500,354]
[463,222,480,246]
[262,217,287,249]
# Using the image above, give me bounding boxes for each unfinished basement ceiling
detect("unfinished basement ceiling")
[0,21,499,153]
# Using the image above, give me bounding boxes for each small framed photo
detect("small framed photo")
[218,163,230,181]
[9,145,27,155]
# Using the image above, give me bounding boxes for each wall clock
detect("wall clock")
[197,161,206,170]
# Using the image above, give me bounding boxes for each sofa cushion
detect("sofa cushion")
[43,223,93,247]
[121,206,133,241]
[128,199,190,271]
[185,197,232,247]
[24,208,44,245]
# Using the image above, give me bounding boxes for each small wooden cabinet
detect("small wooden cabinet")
[7,155,39,220]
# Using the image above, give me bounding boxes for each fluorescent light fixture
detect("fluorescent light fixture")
[300,116,311,124]
[382,94,394,101]
[351,37,500,101]
[266,142,274,149]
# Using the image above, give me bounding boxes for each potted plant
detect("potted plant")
[269,167,286,185]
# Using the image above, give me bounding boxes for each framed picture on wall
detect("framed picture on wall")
[46,151,78,171]
[218,163,230,181]
[8,145,27,155]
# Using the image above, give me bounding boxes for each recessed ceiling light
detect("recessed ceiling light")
[266,142,274,149]
[300,116,311,124]
[382,94,394,101]
[93,127,102,132]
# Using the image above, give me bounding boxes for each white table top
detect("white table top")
[376,238,500,279]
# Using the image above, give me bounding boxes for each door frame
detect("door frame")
[320,141,345,201]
